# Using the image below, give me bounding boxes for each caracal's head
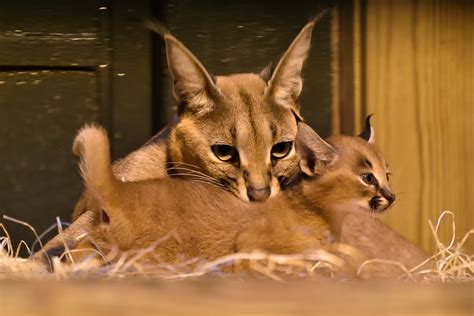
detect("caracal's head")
[157,18,322,202]
[296,116,395,215]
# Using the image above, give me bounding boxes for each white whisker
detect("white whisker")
[186,179,229,190]
[167,166,218,182]
[166,161,204,171]
[168,172,223,187]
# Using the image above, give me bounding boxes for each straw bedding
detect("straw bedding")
[0,211,472,283]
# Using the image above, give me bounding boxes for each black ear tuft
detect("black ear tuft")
[259,58,279,83]
[144,18,170,37]
[308,8,330,24]
[358,114,375,143]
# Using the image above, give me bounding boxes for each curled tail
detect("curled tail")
[72,124,118,201]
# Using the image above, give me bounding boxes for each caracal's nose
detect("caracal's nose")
[247,186,271,202]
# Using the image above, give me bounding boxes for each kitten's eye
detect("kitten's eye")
[361,173,377,185]
[211,144,238,162]
[271,141,293,159]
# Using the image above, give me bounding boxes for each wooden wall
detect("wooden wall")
[353,0,473,252]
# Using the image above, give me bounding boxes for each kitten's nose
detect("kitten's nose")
[381,189,396,204]
[247,186,271,202]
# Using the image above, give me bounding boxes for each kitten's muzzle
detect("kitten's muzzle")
[247,186,271,202]
[380,188,396,205]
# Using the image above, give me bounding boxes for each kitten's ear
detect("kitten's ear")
[358,114,375,144]
[263,13,326,112]
[295,122,337,177]
[164,34,221,114]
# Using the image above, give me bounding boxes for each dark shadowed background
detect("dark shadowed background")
[1,0,472,255]
[0,0,336,254]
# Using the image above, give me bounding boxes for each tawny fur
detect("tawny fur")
[70,126,329,264]
[72,18,321,220]
[289,123,432,276]
[338,213,433,278]
[43,122,430,278]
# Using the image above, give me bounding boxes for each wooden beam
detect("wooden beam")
[1,280,472,316]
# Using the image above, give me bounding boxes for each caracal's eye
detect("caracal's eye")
[361,173,377,186]
[386,173,391,181]
[211,144,238,162]
[271,141,293,159]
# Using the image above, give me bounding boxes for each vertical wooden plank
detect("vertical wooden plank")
[352,0,363,134]
[335,1,357,136]
[332,0,365,136]
[363,0,473,252]
[330,7,341,136]
[109,0,152,159]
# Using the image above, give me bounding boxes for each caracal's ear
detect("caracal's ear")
[262,11,327,114]
[165,33,222,114]
[295,122,337,177]
[146,19,221,115]
[358,114,375,144]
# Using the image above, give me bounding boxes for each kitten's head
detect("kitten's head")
[296,116,395,214]
[161,19,320,202]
